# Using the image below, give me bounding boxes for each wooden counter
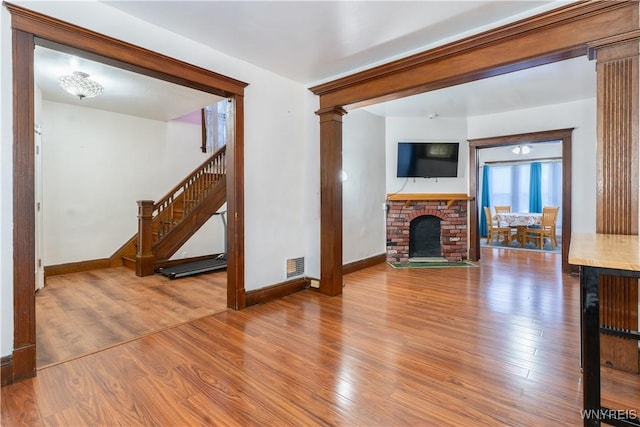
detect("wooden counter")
[569,232,640,271]
[569,233,640,426]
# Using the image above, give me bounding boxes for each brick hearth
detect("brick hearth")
[386,198,468,263]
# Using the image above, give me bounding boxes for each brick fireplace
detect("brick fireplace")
[386,194,470,263]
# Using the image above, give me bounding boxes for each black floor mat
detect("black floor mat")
[158,258,226,280]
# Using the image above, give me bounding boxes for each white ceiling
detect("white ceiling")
[34,45,224,122]
[33,0,594,120]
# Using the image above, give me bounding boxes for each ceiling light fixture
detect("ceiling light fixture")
[57,71,104,100]
[512,145,532,155]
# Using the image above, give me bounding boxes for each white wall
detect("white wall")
[468,98,597,233]
[303,91,320,279]
[41,100,223,265]
[1,1,313,358]
[343,110,386,264]
[386,117,468,195]
[1,5,13,359]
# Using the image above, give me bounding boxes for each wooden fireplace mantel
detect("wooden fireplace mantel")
[386,193,475,208]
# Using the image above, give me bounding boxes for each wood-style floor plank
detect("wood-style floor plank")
[3,248,639,426]
[35,267,227,368]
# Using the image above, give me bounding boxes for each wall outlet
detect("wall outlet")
[310,279,320,288]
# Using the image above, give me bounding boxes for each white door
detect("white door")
[35,124,45,291]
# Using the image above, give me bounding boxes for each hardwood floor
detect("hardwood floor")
[36,267,228,368]
[3,249,638,426]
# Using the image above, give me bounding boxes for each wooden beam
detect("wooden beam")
[310,2,637,109]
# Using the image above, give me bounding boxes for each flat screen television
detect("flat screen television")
[396,142,459,178]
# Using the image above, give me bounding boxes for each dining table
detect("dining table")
[494,212,542,247]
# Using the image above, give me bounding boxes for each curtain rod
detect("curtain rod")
[483,156,562,166]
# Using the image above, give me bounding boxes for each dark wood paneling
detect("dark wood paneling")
[468,129,573,274]
[593,34,640,374]
[245,277,309,307]
[343,253,386,275]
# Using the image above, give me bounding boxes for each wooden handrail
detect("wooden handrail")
[153,145,227,242]
[154,145,226,212]
[136,146,227,275]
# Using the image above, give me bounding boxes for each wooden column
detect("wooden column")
[227,95,245,310]
[590,30,640,374]
[317,107,347,296]
[10,28,36,384]
[136,200,155,277]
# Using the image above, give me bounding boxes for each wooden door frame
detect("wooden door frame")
[6,4,247,384]
[310,1,638,296]
[467,129,574,274]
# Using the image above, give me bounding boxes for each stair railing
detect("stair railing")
[136,146,226,275]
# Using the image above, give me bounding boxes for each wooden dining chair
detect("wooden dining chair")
[484,206,511,245]
[493,205,515,238]
[525,206,559,249]
[494,206,511,214]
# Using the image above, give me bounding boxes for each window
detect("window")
[485,160,562,225]
[203,99,228,153]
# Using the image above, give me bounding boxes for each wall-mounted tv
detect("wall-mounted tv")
[396,142,459,178]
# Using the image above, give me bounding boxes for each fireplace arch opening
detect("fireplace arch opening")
[410,215,442,258]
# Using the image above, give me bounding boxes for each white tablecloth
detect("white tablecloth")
[494,212,542,227]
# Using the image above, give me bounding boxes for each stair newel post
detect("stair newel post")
[136,200,155,277]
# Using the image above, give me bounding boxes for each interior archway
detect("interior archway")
[468,129,573,274]
[310,1,637,296]
[7,4,247,383]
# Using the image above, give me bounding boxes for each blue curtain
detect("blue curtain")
[529,162,542,213]
[480,166,491,237]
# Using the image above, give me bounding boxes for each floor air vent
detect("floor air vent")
[286,257,304,278]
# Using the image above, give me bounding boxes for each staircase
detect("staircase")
[111,146,227,276]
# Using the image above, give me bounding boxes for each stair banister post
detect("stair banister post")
[136,200,155,277]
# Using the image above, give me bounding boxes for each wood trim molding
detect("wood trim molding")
[1,355,13,386]
[45,259,112,277]
[588,28,640,60]
[468,128,574,274]
[7,4,246,383]
[5,3,248,97]
[343,253,386,275]
[245,277,309,307]
[310,2,637,110]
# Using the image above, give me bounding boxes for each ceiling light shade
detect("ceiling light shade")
[57,71,104,100]
[512,145,533,155]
